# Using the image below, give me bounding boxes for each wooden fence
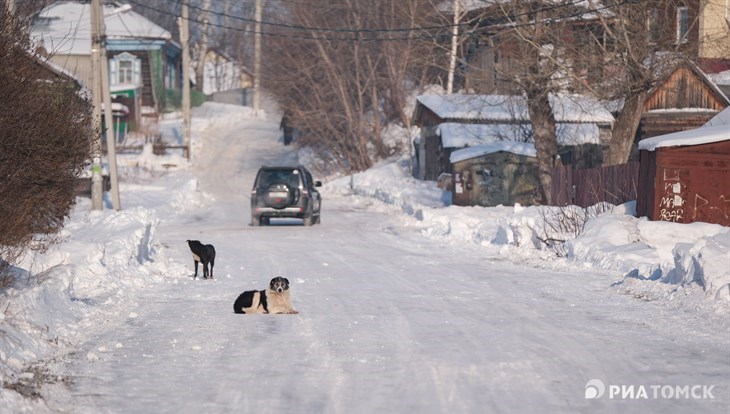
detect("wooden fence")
[551,162,639,207]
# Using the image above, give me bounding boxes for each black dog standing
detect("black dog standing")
[186,240,216,279]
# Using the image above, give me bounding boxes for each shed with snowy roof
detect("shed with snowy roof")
[411,94,613,180]
[450,142,542,207]
[636,110,730,226]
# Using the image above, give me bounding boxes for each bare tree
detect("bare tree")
[262,0,443,173]
[471,1,580,204]
[583,0,709,165]
[462,0,718,200]
[0,2,92,282]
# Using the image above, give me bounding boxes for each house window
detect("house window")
[118,60,134,84]
[676,6,689,44]
[646,8,659,44]
[109,52,141,87]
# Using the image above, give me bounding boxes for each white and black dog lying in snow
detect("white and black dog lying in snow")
[186,240,216,279]
[233,277,298,314]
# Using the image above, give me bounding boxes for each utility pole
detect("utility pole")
[180,1,191,159]
[90,0,121,210]
[253,0,263,111]
[90,0,104,210]
[99,13,121,210]
[447,0,460,94]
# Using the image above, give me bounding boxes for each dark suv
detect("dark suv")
[251,165,322,226]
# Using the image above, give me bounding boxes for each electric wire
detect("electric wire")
[121,0,630,43]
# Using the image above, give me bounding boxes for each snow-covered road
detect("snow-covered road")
[44,112,729,414]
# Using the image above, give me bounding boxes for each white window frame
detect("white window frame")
[676,6,689,44]
[646,8,659,44]
[109,52,142,87]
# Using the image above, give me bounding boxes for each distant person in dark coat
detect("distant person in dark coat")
[280,112,294,146]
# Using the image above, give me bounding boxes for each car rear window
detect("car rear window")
[258,169,301,188]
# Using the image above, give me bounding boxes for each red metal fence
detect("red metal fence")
[551,162,639,207]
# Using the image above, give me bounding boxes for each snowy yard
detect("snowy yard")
[1,103,728,413]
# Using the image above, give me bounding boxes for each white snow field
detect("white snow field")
[1,103,728,414]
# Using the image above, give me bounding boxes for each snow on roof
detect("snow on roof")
[32,2,171,55]
[101,102,130,114]
[27,50,80,81]
[437,122,602,148]
[436,0,605,18]
[704,107,730,127]
[416,93,613,124]
[694,66,730,105]
[637,124,730,151]
[437,0,501,13]
[707,69,730,86]
[450,142,537,163]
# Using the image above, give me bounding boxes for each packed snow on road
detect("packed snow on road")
[1,103,728,414]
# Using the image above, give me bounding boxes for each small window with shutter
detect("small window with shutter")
[110,52,141,86]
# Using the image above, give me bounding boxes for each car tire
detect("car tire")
[264,183,294,209]
[303,205,314,226]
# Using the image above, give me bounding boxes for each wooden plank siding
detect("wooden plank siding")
[551,162,639,208]
[639,111,718,139]
[637,63,730,141]
[644,66,728,112]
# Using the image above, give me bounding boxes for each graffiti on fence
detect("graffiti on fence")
[693,194,730,221]
[658,168,687,223]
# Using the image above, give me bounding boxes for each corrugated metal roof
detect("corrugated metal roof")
[437,122,603,148]
[450,142,537,163]
[31,2,171,55]
[415,93,614,124]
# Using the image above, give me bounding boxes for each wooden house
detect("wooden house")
[411,94,614,181]
[31,1,182,128]
[637,62,729,142]
[196,49,252,96]
[636,121,730,226]
[456,1,712,96]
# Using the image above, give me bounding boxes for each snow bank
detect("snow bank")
[568,211,730,301]
[0,200,184,408]
[326,158,448,218]
[0,107,209,408]
[325,155,730,309]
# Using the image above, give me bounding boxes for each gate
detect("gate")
[551,162,639,207]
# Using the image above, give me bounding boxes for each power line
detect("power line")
[126,0,448,42]
[169,0,473,34]
[125,0,631,43]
